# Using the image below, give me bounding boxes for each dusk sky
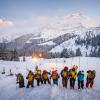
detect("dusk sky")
[0,0,100,20]
[0,0,100,36]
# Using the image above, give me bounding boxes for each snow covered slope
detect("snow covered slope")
[25,13,97,40]
[0,57,100,100]
[50,27,100,56]
[38,41,56,46]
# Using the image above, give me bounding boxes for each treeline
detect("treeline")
[0,43,19,61]
[48,48,82,58]
[75,31,100,57]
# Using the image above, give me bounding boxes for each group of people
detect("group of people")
[16,65,96,90]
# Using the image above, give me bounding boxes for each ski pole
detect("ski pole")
[79,56,80,70]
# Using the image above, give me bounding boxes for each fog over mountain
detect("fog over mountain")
[0,13,98,42]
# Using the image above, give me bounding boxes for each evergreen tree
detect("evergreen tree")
[11,49,19,61]
[23,53,26,61]
[97,46,100,57]
[23,56,26,61]
[76,48,82,56]
[61,48,69,58]
[69,50,75,57]
[89,48,97,57]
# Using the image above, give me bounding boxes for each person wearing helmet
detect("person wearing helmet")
[61,66,69,88]
[72,65,78,72]
[77,70,84,89]
[86,70,96,88]
[16,73,25,88]
[69,68,77,89]
[42,70,51,84]
[51,70,59,85]
[35,69,42,86]
[26,70,34,88]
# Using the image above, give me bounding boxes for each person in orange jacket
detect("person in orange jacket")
[35,69,42,86]
[61,66,69,88]
[26,70,34,88]
[86,70,96,88]
[69,68,77,89]
[51,70,59,85]
[42,70,51,84]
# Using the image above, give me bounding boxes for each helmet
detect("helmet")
[72,66,76,70]
[81,70,84,74]
[64,66,68,70]
[43,70,47,73]
[87,70,91,73]
[29,70,32,73]
[52,70,57,73]
[18,73,22,76]
[78,71,81,73]
[72,65,78,69]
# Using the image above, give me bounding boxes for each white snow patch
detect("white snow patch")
[0,57,100,100]
[38,41,56,46]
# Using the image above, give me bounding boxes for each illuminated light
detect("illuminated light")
[39,53,42,57]
[32,57,38,62]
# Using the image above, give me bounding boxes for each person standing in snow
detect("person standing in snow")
[51,70,59,85]
[35,68,42,86]
[35,66,43,85]
[61,66,69,88]
[86,70,96,88]
[77,70,84,89]
[42,70,51,84]
[16,73,25,88]
[69,67,77,89]
[26,70,34,88]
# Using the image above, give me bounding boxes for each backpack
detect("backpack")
[19,76,24,82]
[43,73,48,80]
[52,71,58,80]
[88,71,95,79]
[37,70,41,75]
[28,74,34,81]
[71,71,77,79]
[35,70,41,79]
[62,71,68,78]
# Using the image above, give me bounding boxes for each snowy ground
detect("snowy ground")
[0,57,100,100]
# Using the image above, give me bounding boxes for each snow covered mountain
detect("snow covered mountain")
[50,27,100,56]
[39,13,96,39]
[0,13,100,57]
[5,32,76,56]
[1,26,100,57]
[0,13,97,42]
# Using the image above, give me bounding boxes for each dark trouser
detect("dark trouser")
[62,78,68,88]
[36,79,41,86]
[41,78,43,84]
[53,79,58,85]
[70,78,76,89]
[19,81,24,88]
[86,79,94,88]
[27,80,34,88]
[78,80,84,89]
[44,78,51,84]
